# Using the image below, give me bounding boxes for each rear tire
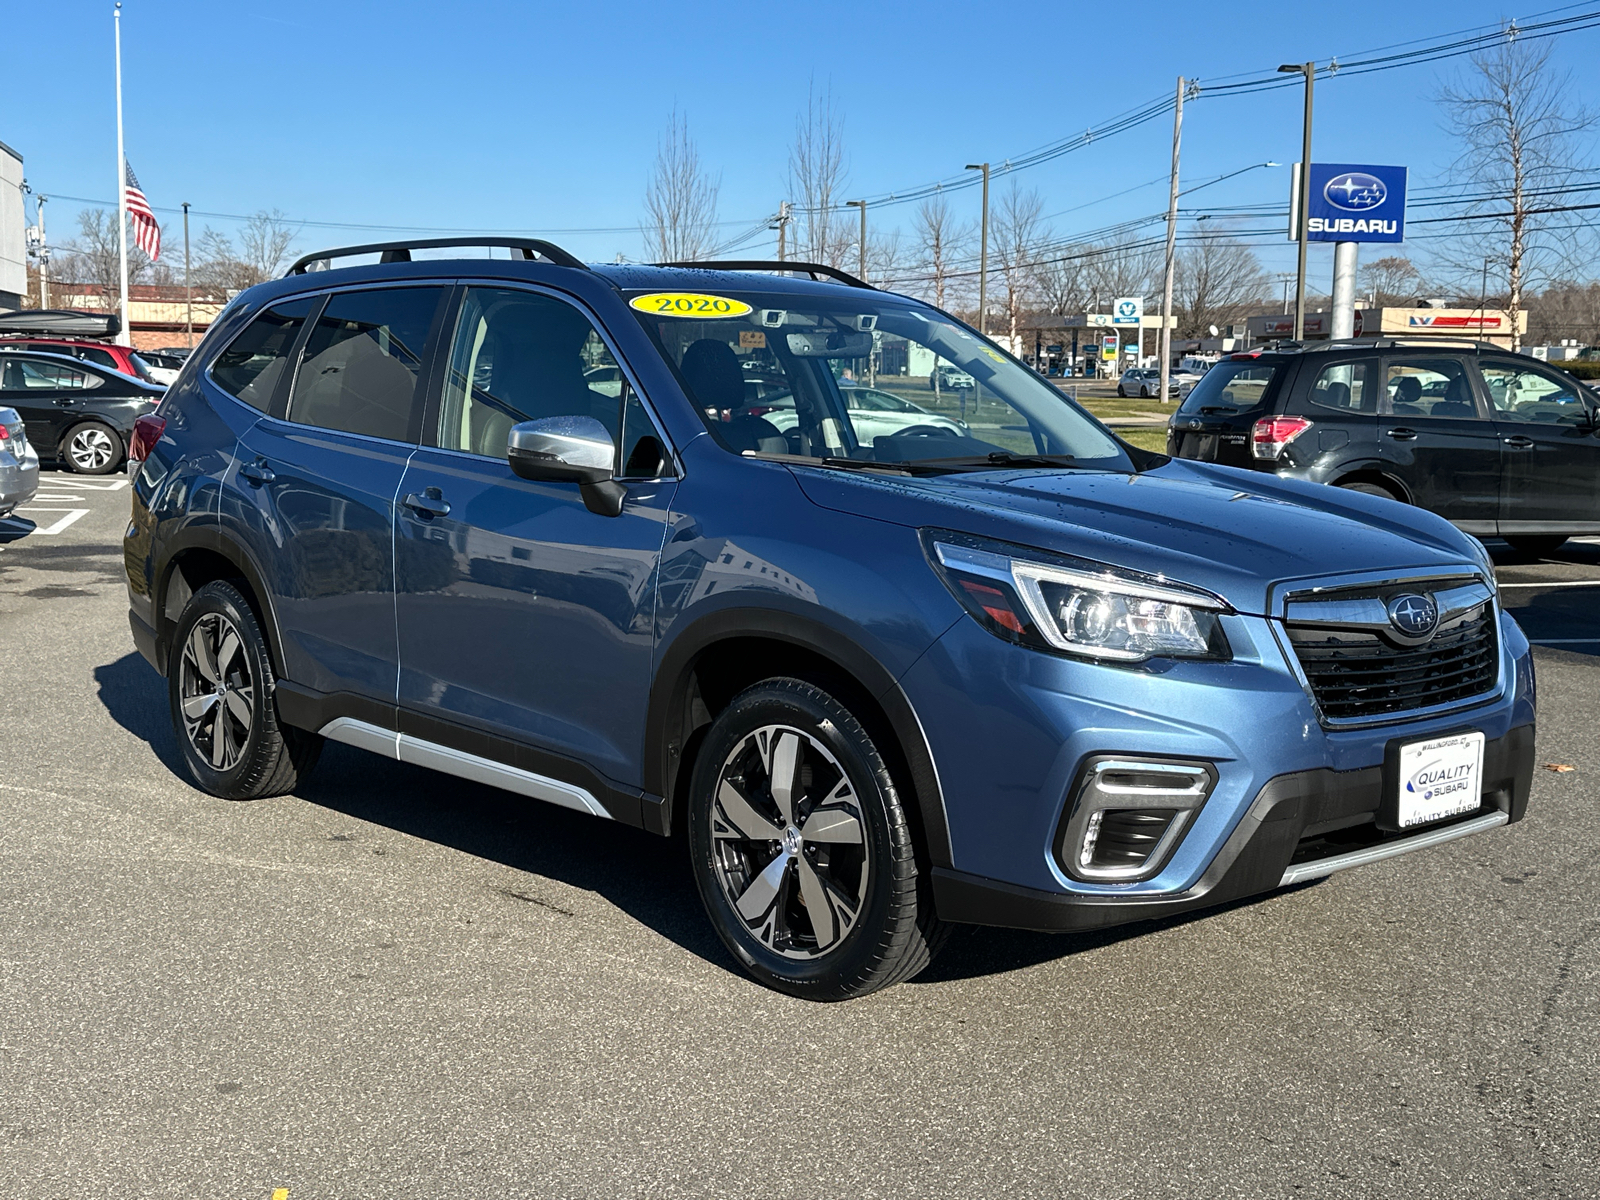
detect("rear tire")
[168,580,322,800]
[61,420,122,474]
[1507,535,1567,557]
[1338,480,1401,502]
[687,677,945,1001]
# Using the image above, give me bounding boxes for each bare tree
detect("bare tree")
[1359,255,1424,304]
[908,193,971,310]
[641,109,721,262]
[194,210,299,295]
[51,208,155,307]
[1439,35,1597,349]
[1033,247,1092,318]
[1526,279,1600,345]
[1085,235,1160,310]
[788,81,851,267]
[1173,227,1269,337]
[993,182,1045,345]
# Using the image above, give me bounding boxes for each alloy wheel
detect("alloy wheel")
[708,724,870,960]
[68,426,116,471]
[178,613,254,771]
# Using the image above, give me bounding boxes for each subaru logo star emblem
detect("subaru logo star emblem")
[1324,172,1387,212]
[1386,593,1439,639]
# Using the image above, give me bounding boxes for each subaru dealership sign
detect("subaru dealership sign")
[1293,163,1407,244]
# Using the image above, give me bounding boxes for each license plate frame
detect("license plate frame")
[1381,730,1486,831]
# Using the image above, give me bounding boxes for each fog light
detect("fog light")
[1059,756,1216,883]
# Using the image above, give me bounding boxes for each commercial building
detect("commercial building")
[1247,307,1528,348]
[0,138,25,310]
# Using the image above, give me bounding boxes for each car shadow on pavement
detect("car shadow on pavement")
[94,648,1325,987]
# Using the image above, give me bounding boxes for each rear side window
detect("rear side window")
[1305,360,1376,414]
[1176,361,1281,416]
[210,299,314,411]
[1386,359,1476,419]
[78,347,119,371]
[0,358,104,392]
[289,287,444,442]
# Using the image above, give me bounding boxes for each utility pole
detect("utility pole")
[773,201,792,262]
[114,1,131,347]
[34,192,50,309]
[1158,77,1185,406]
[1479,257,1491,342]
[183,202,192,348]
[965,162,990,334]
[846,199,867,282]
[1278,61,1315,342]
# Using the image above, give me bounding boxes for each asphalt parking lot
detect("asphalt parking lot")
[1,470,1596,1199]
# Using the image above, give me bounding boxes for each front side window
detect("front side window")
[628,290,1128,470]
[1386,359,1477,419]
[1480,359,1592,424]
[210,299,314,411]
[289,287,443,442]
[438,287,624,460]
[1307,360,1375,414]
[0,358,104,392]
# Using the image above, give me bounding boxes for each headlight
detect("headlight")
[924,531,1231,663]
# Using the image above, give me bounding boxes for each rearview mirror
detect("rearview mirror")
[786,330,873,358]
[506,416,626,517]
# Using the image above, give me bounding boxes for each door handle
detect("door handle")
[402,489,451,518]
[1502,435,1536,449]
[239,458,275,485]
[1385,427,1418,441]
[53,397,78,407]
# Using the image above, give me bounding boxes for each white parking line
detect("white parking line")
[1497,580,1600,589]
[11,509,89,535]
[35,477,127,492]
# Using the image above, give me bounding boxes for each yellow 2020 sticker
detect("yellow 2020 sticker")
[629,292,753,319]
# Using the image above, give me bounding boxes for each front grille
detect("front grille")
[1287,601,1498,721]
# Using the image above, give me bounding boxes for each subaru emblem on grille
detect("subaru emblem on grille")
[1386,593,1439,639]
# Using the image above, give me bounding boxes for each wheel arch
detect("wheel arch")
[644,606,953,869]
[56,416,127,467]
[153,529,286,680]
[1329,463,1412,503]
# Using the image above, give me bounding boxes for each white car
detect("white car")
[752,385,968,445]
[585,365,624,397]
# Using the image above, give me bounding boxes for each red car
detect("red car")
[0,337,163,385]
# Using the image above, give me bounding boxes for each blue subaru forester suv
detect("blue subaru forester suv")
[123,238,1536,1000]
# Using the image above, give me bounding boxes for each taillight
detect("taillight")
[129,413,166,464]
[1251,415,1312,460]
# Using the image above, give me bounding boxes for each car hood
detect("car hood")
[791,457,1483,616]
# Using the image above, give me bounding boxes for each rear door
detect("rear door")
[234,284,448,704]
[1284,355,1380,471]
[1478,356,1600,530]
[1378,355,1502,530]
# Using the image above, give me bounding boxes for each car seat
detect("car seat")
[1391,376,1423,414]
[1429,375,1476,419]
[1322,381,1351,410]
[682,339,786,454]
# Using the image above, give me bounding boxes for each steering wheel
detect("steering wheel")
[891,424,954,439]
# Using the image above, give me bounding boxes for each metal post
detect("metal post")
[37,194,49,309]
[1330,241,1358,339]
[846,199,867,282]
[1158,76,1184,405]
[966,162,990,334]
[775,200,791,262]
[183,201,192,347]
[1279,62,1315,342]
[1479,258,1490,342]
[114,2,131,347]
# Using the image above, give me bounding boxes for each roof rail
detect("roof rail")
[1310,336,1509,353]
[286,237,586,276]
[657,259,875,290]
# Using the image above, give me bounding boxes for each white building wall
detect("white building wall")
[0,139,25,307]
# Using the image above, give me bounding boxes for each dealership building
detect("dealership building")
[1246,306,1527,349]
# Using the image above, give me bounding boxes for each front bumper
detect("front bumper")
[933,722,1534,931]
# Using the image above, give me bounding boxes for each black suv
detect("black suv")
[1168,339,1600,555]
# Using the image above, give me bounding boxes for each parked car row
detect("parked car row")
[1168,338,1600,554]
[0,348,165,474]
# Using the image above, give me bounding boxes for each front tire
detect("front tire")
[62,420,122,474]
[168,581,321,799]
[1338,480,1401,501]
[687,677,943,1000]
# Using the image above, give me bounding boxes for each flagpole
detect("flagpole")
[114,1,130,347]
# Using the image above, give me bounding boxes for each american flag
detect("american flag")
[124,160,160,261]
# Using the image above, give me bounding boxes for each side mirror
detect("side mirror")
[506,416,626,517]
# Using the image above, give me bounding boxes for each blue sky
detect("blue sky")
[9,0,1600,287]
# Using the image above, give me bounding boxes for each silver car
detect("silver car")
[0,406,40,519]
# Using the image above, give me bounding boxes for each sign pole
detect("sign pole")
[1279,62,1314,342]
[113,1,131,347]
[1330,241,1358,339]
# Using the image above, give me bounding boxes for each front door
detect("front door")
[394,285,677,789]
[1378,356,1503,530]
[1477,356,1600,531]
[0,355,104,452]
[233,285,446,703]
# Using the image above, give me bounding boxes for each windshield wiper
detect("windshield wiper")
[819,456,915,475]
[897,452,1079,472]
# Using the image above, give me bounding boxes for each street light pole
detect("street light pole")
[183,201,192,348]
[846,199,867,283]
[1279,61,1314,342]
[1158,77,1185,406]
[965,162,990,334]
[36,193,49,310]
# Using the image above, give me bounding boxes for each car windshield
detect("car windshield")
[627,288,1131,472]
[1176,360,1280,415]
